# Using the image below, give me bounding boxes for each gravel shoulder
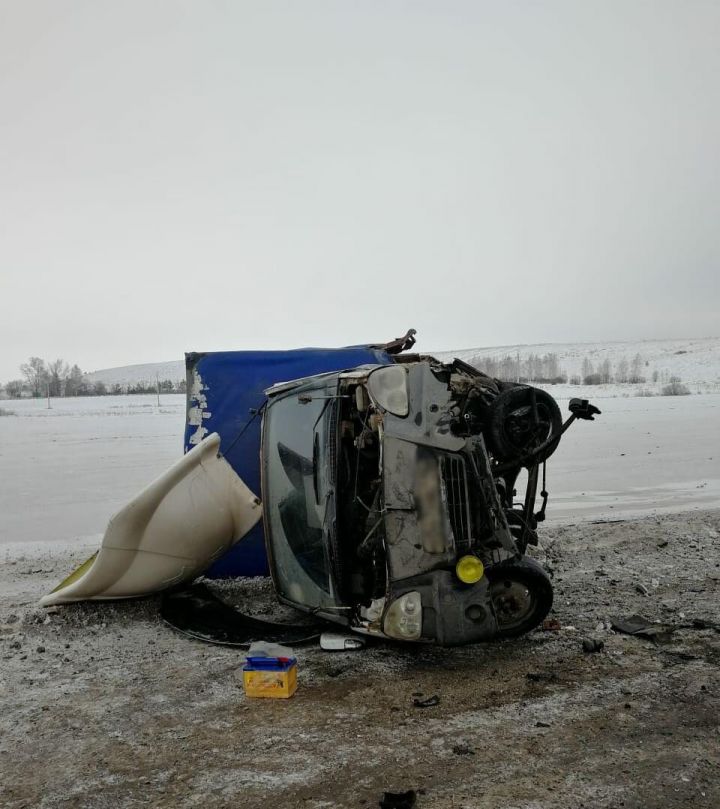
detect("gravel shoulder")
[2,510,719,809]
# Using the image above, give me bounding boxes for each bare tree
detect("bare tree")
[500,355,516,380]
[629,353,645,384]
[598,358,612,384]
[544,353,560,380]
[4,379,25,398]
[64,364,87,396]
[616,357,629,383]
[47,359,70,397]
[662,376,690,396]
[20,357,48,397]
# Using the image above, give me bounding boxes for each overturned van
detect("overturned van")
[260,356,598,645]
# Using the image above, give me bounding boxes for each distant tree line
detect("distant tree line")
[577,353,649,385]
[1,357,186,399]
[468,351,687,390]
[469,352,567,384]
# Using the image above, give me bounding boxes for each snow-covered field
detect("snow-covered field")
[436,335,720,386]
[542,391,720,522]
[1,389,718,547]
[0,395,186,547]
[83,336,720,390]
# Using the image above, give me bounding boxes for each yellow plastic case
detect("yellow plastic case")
[242,661,298,699]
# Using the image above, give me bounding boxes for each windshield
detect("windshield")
[263,389,339,609]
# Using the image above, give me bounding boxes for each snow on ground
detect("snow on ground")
[1,390,719,548]
[435,335,720,385]
[539,391,720,523]
[0,395,187,547]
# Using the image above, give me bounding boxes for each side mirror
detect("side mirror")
[569,398,601,421]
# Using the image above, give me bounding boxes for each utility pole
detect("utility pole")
[156,373,161,408]
[46,381,51,409]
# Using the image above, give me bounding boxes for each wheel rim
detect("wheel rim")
[489,577,536,631]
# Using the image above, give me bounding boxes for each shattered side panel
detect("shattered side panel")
[184,346,393,577]
[41,434,262,606]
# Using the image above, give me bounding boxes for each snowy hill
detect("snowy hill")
[85,360,185,388]
[84,337,720,391]
[434,337,720,385]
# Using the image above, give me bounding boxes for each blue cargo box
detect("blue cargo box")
[183,344,394,577]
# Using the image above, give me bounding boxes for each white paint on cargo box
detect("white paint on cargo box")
[187,368,212,445]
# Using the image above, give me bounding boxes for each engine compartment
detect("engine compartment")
[332,359,565,613]
[260,352,599,645]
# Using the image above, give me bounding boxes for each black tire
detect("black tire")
[485,556,553,638]
[486,386,562,463]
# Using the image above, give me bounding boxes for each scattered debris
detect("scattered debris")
[327,667,349,678]
[526,671,558,683]
[662,651,701,663]
[686,617,720,633]
[635,583,650,596]
[320,632,367,651]
[582,638,604,653]
[611,615,675,644]
[412,694,440,708]
[535,721,552,728]
[380,790,417,809]
[542,618,561,631]
[451,742,475,755]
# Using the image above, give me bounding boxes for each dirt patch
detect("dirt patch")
[2,510,719,808]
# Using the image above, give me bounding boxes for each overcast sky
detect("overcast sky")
[1,1,718,379]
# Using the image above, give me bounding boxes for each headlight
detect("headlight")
[383,592,422,640]
[366,366,409,416]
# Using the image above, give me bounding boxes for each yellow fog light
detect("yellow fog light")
[456,555,484,584]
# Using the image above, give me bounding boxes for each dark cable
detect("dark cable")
[219,400,267,460]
